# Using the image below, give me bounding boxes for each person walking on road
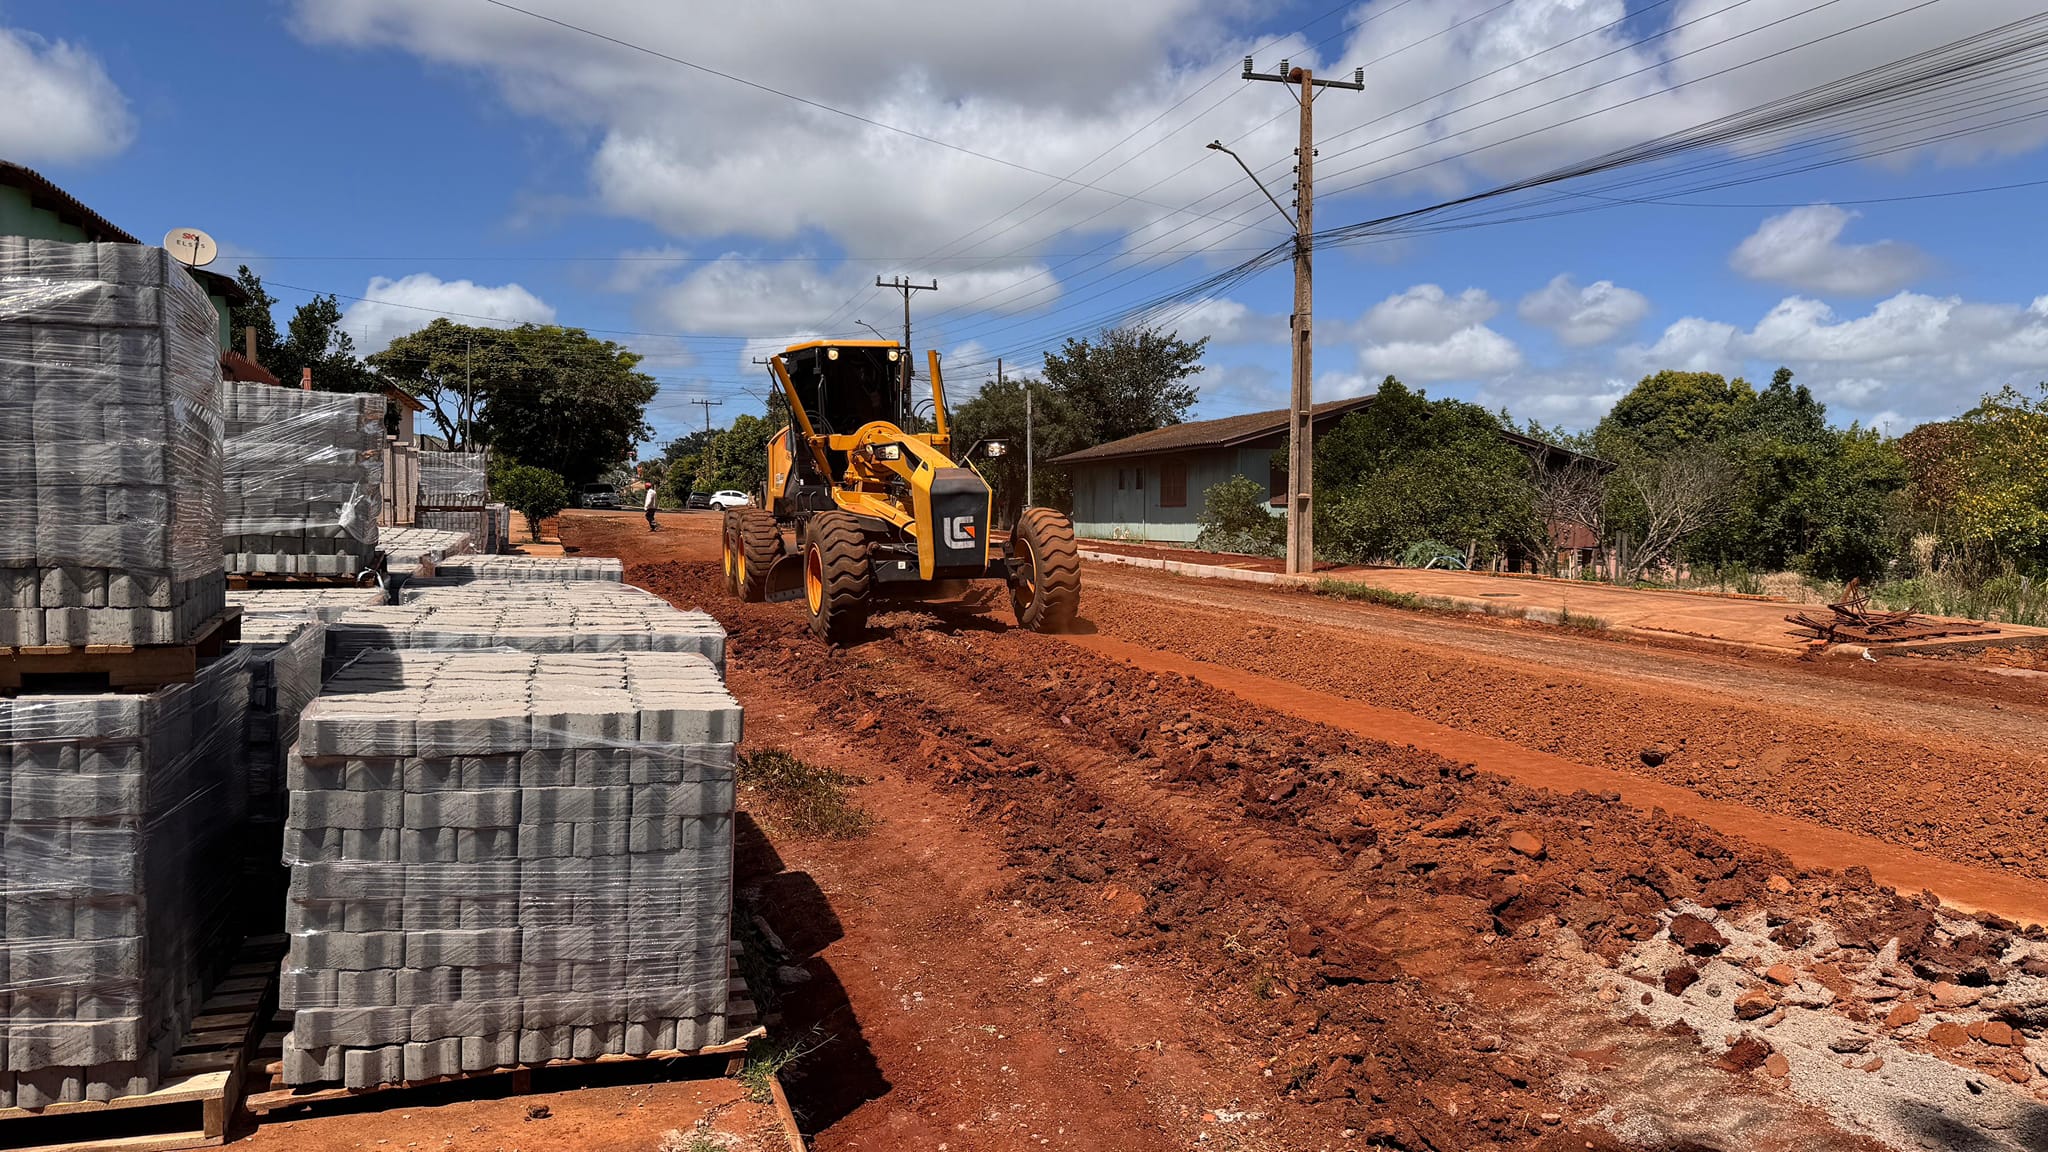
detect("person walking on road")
[643,483,659,532]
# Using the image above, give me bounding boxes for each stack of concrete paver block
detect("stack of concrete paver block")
[377,527,473,575]
[228,586,387,626]
[0,651,251,1107]
[327,583,723,673]
[222,384,385,577]
[0,239,226,648]
[234,614,328,827]
[427,556,623,583]
[278,648,740,1088]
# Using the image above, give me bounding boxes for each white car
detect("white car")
[707,490,753,510]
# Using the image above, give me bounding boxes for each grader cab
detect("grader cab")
[720,340,1080,643]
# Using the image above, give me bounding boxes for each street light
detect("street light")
[1205,140,1296,231]
[855,320,889,343]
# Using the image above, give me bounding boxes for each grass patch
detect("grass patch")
[739,1033,826,1105]
[1313,578,1452,612]
[1251,971,1275,1000]
[739,749,873,838]
[1554,604,1609,631]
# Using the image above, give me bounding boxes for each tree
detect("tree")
[493,463,570,539]
[694,412,780,497]
[1531,461,1608,574]
[1612,444,1735,583]
[1596,369,1756,456]
[490,325,657,487]
[1948,384,2048,570]
[369,320,657,486]
[1041,325,1206,444]
[1313,378,1538,563]
[1194,474,1285,557]
[230,265,279,363]
[951,373,1088,524]
[1794,424,1908,582]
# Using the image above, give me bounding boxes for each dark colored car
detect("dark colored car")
[686,491,712,510]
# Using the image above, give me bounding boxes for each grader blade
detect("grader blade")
[763,553,807,604]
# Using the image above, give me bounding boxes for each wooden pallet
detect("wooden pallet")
[0,608,243,693]
[225,572,374,591]
[243,949,763,1117]
[0,934,285,1152]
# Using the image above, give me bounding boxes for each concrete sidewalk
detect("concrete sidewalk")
[1080,547,2048,655]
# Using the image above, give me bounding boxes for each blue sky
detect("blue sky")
[9,0,2048,452]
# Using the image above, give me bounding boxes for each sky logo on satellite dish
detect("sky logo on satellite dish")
[163,228,217,268]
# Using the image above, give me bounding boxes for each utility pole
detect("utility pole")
[687,397,723,439]
[1226,56,1363,575]
[875,275,938,397]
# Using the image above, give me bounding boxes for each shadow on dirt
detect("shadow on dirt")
[1888,1096,2048,1151]
[732,813,887,1135]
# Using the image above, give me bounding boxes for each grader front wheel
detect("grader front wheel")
[720,511,741,595]
[804,511,871,644]
[1008,507,1080,632]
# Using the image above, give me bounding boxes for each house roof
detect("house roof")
[1053,396,1375,464]
[382,384,427,413]
[1,161,140,244]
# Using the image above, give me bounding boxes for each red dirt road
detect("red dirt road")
[567,510,2048,1152]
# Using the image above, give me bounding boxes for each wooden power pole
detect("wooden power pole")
[876,275,938,396]
[1237,57,1362,575]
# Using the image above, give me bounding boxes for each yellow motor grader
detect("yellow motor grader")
[720,340,1080,643]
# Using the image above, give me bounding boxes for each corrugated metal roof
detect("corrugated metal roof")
[1053,396,1375,464]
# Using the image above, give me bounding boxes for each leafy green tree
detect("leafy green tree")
[491,325,657,487]
[230,265,280,364]
[1313,377,1537,563]
[1794,424,1908,582]
[492,463,571,539]
[1595,369,1757,456]
[1194,474,1285,557]
[1040,325,1207,445]
[695,412,781,497]
[1949,384,2048,569]
[369,319,656,486]
[951,374,1088,524]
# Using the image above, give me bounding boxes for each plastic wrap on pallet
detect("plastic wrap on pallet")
[0,238,226,648]
[330,582,724,674]
[0,649,252,1108]
[222,384,385,576]
[377,527,473,574]
[277,648,740,1088]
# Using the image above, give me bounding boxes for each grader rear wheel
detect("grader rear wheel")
[1008,507,1080,632]
[736,509,782,603]
[720,510,741,595]
[804,511,871,645]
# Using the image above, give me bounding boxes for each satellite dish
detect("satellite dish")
[163,227,218,268]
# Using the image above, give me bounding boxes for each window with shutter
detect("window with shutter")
[1160,457,1187,507]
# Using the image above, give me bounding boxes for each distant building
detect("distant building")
[1054,398,1374,545]
[1054,396,1604,568]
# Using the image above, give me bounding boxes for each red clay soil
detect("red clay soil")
[231,1073,788,1152]
[559,511,2048,1150]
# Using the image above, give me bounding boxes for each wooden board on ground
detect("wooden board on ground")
[225,572,374,591]
[0,934,285,1152]
[243,951,762,1117]
[0,608,243,693]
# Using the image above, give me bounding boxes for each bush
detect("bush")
[1194,474,1285,557]
[1399,539,1464,569]
[493,463,571,539]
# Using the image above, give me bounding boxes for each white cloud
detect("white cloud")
[1361,325,1522,382]
[1359,284,1498,343]
[288,0,2048,269]
[1622,289,2048,426]
[651,257,1051,336]
[0,26,133,163]
[602,246,691,293]
[1342,284,1520,382]
[1728,205,1928,295]
[1517,274,1649,346]
[340,273,556,354]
